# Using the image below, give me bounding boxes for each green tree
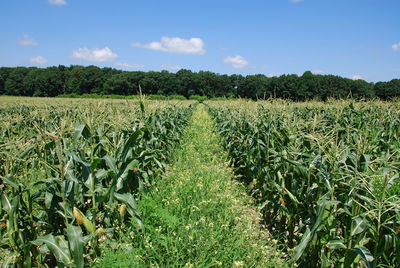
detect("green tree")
[103,73,131,95]
[241,74,271,99]
[162,72,181,96]
[348,79,374,99]
[374,79,400,99]
[0,74,4,94]
[176,69,198,97]
[229,74,244,97]
[23,67,64,97]
[126,71,145,95]
[298,71,320,100]
[0,65,398,100]
[4,67,33,95]
[66,65,111,94]
[198,71,220,97]
[140,76,158,95]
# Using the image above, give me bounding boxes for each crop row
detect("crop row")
[0,100,194,267]
[208,100,400,267]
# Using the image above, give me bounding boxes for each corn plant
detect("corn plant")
[208,100,400,267]
[0,100,194,266]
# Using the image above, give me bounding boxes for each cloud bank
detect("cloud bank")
[351,75,365,80]
[115,62,144,69]
[133,37,205,55]
[29,56,48,65]
[72,47,118,62]
[223,55,249,68]
[160,64,182,72]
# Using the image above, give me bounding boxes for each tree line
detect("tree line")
[0,65,399,100]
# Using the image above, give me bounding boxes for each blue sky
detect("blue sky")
[1,0,399,82]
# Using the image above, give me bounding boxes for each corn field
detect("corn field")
[0,97,194,266]
[1,96,399,267]
[207,100,400,267]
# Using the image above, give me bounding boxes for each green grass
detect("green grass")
[97,104,284,267]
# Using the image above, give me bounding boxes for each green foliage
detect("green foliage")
[189,95,208,102]
[0,100,193,266]
[1,66,398,100]
[208,100,400,267]
[98,105,284,267]
[167,94,187,100]
[375,79,400,100]
[0,74,4,94]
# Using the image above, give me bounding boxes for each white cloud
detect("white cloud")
[311,70,324,74]
[72,47,118,62]
[133,36,205,55]
[351,75,365,80]
[223,55,249,68]
[392,42,400,51]
[48,0,67,5]
[267,73,281,78]
[29,56,48,65]
[115,62,145,69]
[160,64,182,72]
[18,35,38,46]
[290,0,304,3]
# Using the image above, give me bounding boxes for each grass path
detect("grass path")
[98,104,284,267]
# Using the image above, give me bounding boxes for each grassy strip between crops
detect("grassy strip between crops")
[97,104,284,267]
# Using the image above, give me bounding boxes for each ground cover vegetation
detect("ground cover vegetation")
[207,100,400,267]
[1,66,399,100]
[97,104,284,267]
[0,97,194,266]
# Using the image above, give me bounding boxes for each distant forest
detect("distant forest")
[0,65,399,100]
